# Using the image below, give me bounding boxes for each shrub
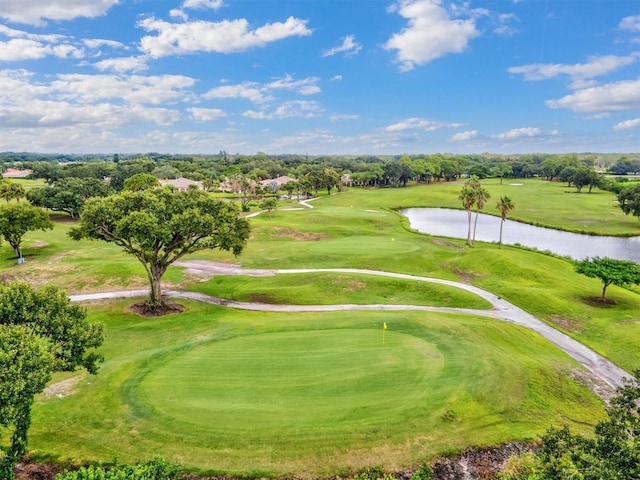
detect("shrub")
[55,459,181,480]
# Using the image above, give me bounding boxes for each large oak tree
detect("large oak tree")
[0,203,53,262]
[69,188,250,311]
[0,282,103,479]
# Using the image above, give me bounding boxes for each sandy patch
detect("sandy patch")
[42,375,84,399]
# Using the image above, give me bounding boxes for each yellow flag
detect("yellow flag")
[383,322,387,330]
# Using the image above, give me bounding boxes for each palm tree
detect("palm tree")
[458,185,476,246]
[471,186,490,246]
[496,195,515,249]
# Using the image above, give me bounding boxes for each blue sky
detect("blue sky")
[1,0,640,155]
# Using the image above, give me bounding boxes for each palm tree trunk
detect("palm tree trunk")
[499,219,504,249]
[472,211,480,245]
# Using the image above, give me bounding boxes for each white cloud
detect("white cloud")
[83,38,126,50]
[330,114,360,121]
[0,0,121,26]
[546,79,640,113]
[204,83,268,103]
[322,35,362,57]
[183,0,224,9]
[0,69,189,131]
[385,117,461,132]
[243,100,323,120]
[204,75,321,104]
[330,75,343,81]
[93,56,149,73]
[385,0,479,71]
[0,25,84,61]
[493,127,541,139]
[169,9,189,21]
[138,16,311,58]
[613,118,640,131]
[620,15,640,32]
[450,130,479,142]
[0,38,83,61]
[508,55,638,83]
[266,75,321,95]
[189,107,227,121]
[50,73,196,105]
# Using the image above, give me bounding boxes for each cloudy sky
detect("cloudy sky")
[1,0,639,155]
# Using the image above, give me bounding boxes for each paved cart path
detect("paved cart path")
[69,260,631,400]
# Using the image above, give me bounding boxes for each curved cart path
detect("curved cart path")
[70,260,631,399]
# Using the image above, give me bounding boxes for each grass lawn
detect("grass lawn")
[29,300,604,477]
[192,273,492,309]
[2,179,638,476]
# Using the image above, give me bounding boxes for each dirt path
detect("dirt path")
[70,260,631,400]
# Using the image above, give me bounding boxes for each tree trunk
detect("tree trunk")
[499,219,504,249]
[466,210,473,246]
[146,264,168,311]
[472,211,480,246]
[602,284,608,300]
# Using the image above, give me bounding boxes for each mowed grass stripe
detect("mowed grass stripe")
[137,329,439,431]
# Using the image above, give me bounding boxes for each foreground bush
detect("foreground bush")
[55,459,181,480]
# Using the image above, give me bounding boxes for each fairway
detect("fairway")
[138,329,439,432]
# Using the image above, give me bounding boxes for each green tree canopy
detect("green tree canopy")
[574,256,640,301]
[0,181,25,203]
[69,188,250,311]
[499,369,640,479]
[618,183,640,221]
[495,195,515,249]
[26,177,113,219]
[0,281,104,478]
[123,172,161,191]
[0,203,53,262]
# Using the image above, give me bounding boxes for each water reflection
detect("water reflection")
[401,208,640,262]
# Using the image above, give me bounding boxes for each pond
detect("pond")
[400,208,640,262]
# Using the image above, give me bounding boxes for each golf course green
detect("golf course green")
[3,178,639,476]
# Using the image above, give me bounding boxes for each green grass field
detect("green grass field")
[2,178,639,476]
[30,301,604,477]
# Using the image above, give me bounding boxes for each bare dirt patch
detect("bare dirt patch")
[267,226,329,241]
[15,462,64,480]
[450,267,485,283]
[568,368,616,403]
[248,293,281,304]
[42,375,84,399]
[127,300,185,317]
[547,315,584,333]
[619,318,640,325]
[331,277,366,292]
[582,296,616,306]
[432,238,465,251]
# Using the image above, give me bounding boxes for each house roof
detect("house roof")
[159,177,203,189]
[3,168,32,178]
[259,175,296,187]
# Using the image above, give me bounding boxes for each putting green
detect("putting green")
[136,329,441,435]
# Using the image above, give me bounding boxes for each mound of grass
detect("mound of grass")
[29,300,604,477]
[192,273,492,309]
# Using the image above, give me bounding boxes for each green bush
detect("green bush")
[55,459,181,480]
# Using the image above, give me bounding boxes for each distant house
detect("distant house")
[218,176,258,193]
[159,177,203,191]
[2,168,32,178]
[259,175,296,188]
